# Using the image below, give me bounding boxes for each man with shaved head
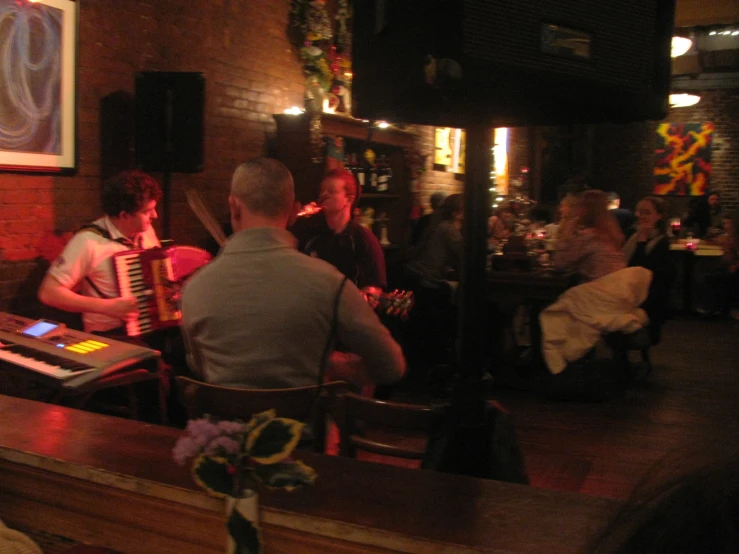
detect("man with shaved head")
[180,158,406,389]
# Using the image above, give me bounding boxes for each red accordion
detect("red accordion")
[112,246,211,336]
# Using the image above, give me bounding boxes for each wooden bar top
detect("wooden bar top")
[0,395,620,553]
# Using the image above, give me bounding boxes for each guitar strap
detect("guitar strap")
[77,223,134,247]
[318,276,349,385]
[303,276,349,435]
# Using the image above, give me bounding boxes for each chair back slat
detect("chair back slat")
[349,436,427,459]
[335,392,445,461]
[342,393,440,430]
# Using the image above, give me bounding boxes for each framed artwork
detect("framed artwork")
[0,0,78,172]
[433,127,465,175]
[653,122,714,196]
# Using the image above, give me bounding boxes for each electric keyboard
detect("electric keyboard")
[0,312,160,389]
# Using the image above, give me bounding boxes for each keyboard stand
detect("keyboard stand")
[0,360,169,425]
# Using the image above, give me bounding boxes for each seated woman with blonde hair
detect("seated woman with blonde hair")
[554,189,626,282]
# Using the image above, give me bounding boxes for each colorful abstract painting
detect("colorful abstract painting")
[653,122,714,196]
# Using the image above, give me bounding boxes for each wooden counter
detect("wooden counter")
[0,395,620,553]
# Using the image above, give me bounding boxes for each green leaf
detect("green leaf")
[191,455,234,497]
[244,410,275,435]
[253,460,317,491]
[246,418,304,464]
[227,508,262,554]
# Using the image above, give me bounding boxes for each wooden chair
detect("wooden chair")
[333,392,445,461]
[174,376,348,452]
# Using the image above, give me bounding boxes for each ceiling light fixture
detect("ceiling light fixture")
[669,93,701,108]
[671,36,693,58]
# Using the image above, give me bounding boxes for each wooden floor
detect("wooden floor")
[392,315,739,502]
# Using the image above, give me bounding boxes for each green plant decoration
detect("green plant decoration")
[290,0,353,101]
[173,409,317,498]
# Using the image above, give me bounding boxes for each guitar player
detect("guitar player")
[290,168,386,303]
[289,168,401,398]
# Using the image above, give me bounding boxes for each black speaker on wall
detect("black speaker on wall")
[135,72,205,173]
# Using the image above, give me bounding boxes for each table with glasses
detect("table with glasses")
[669,240,724,313]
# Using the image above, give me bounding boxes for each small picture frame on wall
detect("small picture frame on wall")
[0,0,78,173]
[434,127,465,175]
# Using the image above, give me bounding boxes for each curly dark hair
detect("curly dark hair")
[101,170,162,217]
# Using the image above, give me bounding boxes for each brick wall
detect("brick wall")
[0,0,305,313]
[590,121,657,211]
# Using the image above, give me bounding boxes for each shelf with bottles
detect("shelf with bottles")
[343,139,404,196]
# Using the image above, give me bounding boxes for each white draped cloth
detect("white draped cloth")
[540,267,652,374]
[0,519,42,554]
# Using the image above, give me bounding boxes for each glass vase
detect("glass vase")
[225,490,262,554]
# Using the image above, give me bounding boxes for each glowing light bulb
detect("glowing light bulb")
[669,93,701,108]
[671,36,692,58]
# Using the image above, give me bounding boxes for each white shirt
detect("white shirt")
[47,216,160,332]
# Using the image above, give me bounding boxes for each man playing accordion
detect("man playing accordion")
[39,170,162,338]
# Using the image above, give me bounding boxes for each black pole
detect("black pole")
[458,124,493,375]
[162,89,174,239]
[429,124,498,479]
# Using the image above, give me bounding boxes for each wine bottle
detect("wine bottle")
[377,155,388,192]
[368,162,378,192]
[353,153,367,193]
[384,158,393,192]
[377,155,393,192]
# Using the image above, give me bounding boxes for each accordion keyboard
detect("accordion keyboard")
[114,252,154,336]
[113,250,179,336]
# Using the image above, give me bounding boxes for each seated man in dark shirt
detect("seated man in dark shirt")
[608,191,636,238]
[411,191,446,248]
[291,169,386,296]
[406,193,464,290]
